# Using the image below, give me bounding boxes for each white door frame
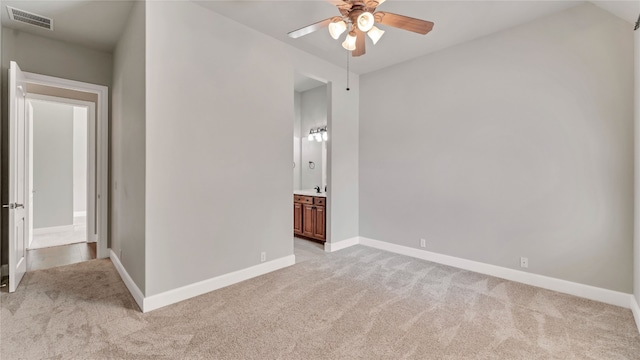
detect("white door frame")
[7,62,28,292]
[22,72,109,259]
[26,94,97,248]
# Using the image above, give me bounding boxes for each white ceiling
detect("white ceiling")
[591,0,640,23]
[1,0,637,71]
[197,0,637,74]
[0,0,135,52]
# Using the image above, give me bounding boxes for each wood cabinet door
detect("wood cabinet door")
[313,205,326,240]
[293,203,303,235]
[302,204,315,238]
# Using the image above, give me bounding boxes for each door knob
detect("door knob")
[2,203,23,209]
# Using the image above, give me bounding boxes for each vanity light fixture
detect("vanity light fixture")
[308,126,328,142]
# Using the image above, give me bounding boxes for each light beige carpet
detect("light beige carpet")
[1,239,639,359]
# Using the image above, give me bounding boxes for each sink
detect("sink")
[294,189,327,197]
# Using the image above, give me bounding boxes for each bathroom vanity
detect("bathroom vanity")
[293,191,326,242]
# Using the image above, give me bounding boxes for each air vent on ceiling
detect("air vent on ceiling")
[7,6,53,31]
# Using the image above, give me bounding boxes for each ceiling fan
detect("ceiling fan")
[287,0,434,57]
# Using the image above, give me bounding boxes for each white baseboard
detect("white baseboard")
[33,225,74,235]
[143,254,296,313]
[631,296,640,334]
[109,249,144,312]
[325,236,360,252]
[358,237,632,309]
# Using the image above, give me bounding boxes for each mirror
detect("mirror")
[293,74,327,192]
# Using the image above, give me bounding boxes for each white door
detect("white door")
[27,101,34,248]
[7,61,28,292]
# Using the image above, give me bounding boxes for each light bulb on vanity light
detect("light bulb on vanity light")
[308,133,314,141]
[315,133,323,142]
[322,131,328,141]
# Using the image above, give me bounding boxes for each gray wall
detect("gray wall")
[145,0,359,296]
[31,100,74,229]
[1,28,113,265]
[1,29,113,86]
[359,4,634,292]
[112,0,146,293]
[300,85,327,190]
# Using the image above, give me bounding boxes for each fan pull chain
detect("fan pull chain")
[346,51,350,91]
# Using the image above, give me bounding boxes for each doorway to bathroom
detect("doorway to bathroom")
[293,73,330,248]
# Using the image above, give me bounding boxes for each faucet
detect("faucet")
[314,186,321,193]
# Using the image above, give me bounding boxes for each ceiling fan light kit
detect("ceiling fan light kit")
[342,31,357,51]
[356,11,375,32]
[367,25,385,45]
[288,0,434,57]
[328,19,347,39]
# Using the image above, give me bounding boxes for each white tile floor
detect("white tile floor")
[30,216,88,250]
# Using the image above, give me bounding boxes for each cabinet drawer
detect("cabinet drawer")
[294,195,313,204]
[314,197,325,206]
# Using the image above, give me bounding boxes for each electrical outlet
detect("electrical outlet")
[260,252,266,262]
[420,238,426,248]
[520,257,528,268]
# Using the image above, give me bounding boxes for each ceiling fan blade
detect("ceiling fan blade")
[365,0,386,10]
[375,12,434,35]
[288,18,334,39]
[353,28,366,57]
[327,0,352,8]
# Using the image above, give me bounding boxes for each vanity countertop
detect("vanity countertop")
[294,190,327,198]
